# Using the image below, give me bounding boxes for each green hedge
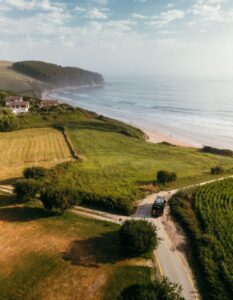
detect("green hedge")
[170,188,232,300]
[75,190,134,215]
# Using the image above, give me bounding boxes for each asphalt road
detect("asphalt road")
[134,190,199,300]
[1,176,232,299]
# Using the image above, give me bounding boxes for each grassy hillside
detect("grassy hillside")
[0,61,51,97]
[170,179,233,300]
[52,125,233,213]
[12,61,104,87]
[0,192,153,300]
[1,108,233,211]
[0,128,73,181]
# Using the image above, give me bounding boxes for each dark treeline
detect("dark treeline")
[12,61,104,87]
[202,146,233,157]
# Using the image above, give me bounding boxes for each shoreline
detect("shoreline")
[43,87,198,148]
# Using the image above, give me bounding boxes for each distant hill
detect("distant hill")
[0,60,104,97]
[12,61,104,88]
[0,61,50,97]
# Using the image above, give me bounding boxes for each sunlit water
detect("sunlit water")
[49,76,233,149]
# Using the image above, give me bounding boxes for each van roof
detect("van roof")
[153,196,165,208]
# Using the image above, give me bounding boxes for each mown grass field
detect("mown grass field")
[170,178,233,300]
[0,192,153,300]
[0,128,73,181]
[54,125,233,203]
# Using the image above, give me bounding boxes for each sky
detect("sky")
[1,0,233,78]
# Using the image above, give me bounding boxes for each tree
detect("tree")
[0,109,19,131]
[119,220,158,255]
[40,186,78,214]
[119,278,184,300]
[157,170,177,185]
[23,166,48,179]
[210,166,224,175]
[13,179,41,201]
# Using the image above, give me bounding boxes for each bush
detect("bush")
[119,220,158,255]
[202,146,233,157]
[0,109,19,131]
[119,278,184,300]
[23,166,48,179]
[40,186,79,214]
[157,170,177,185]
[13,179,41,201]
[76,190,134,215]
[210,166,224,175]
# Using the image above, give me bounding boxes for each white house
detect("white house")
[5,96,30,114]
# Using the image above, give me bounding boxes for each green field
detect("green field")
[0,192,153,300]
[170,178,233,300]
[0,128,73,181]
[1,108,233,211]
[47,122,233,213]
[0,61,50,97]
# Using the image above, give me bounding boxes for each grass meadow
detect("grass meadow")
[54,125,233,204]
[0,192,153,300]
[0,61,50,97]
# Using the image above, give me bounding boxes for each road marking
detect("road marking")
[154,250,164,277]
[158,218,199,300]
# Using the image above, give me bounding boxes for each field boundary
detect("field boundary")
[54,126,80,160]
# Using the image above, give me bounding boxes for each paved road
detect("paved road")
[72,176,233,300]
[1,176,233,299]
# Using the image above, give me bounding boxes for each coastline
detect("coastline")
[40,83,105,100]
[142,128,194,147]
[43,86,196,148]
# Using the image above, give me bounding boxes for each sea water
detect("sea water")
[49,76,233,149]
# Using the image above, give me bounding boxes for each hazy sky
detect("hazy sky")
[1,0,233,77]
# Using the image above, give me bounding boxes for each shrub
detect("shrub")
[0,109,19,131]
[23,166,48,179]
[40,186,79,214]
[202,146,233,157]
[77,190,134,215]
[119,220,158,255]
[157,170,177,185]
[119,278,184,300]
[13,179,41,201]
[210,166,224,175]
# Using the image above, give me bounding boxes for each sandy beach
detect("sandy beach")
[143,128,194,147]
[43,88,197,148]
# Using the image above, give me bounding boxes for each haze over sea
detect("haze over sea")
[49,77,233,150]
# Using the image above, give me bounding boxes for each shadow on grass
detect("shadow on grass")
[0,206,51,222]
[0,195,19,207]
[0,177,22,185]
[62,231,124,268]
[135,180,156,186]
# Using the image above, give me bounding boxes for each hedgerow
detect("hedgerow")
[170,179,233,300]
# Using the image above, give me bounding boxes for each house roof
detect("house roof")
[6,101,29,108]
[5,96,23,101]
[40,99,58,105]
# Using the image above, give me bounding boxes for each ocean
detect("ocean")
[49,76,233,150]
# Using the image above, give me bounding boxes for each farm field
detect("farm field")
[0,128,73,181]
[0,192,153,300]
[48,124,233,213]
[170,178,233,300]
